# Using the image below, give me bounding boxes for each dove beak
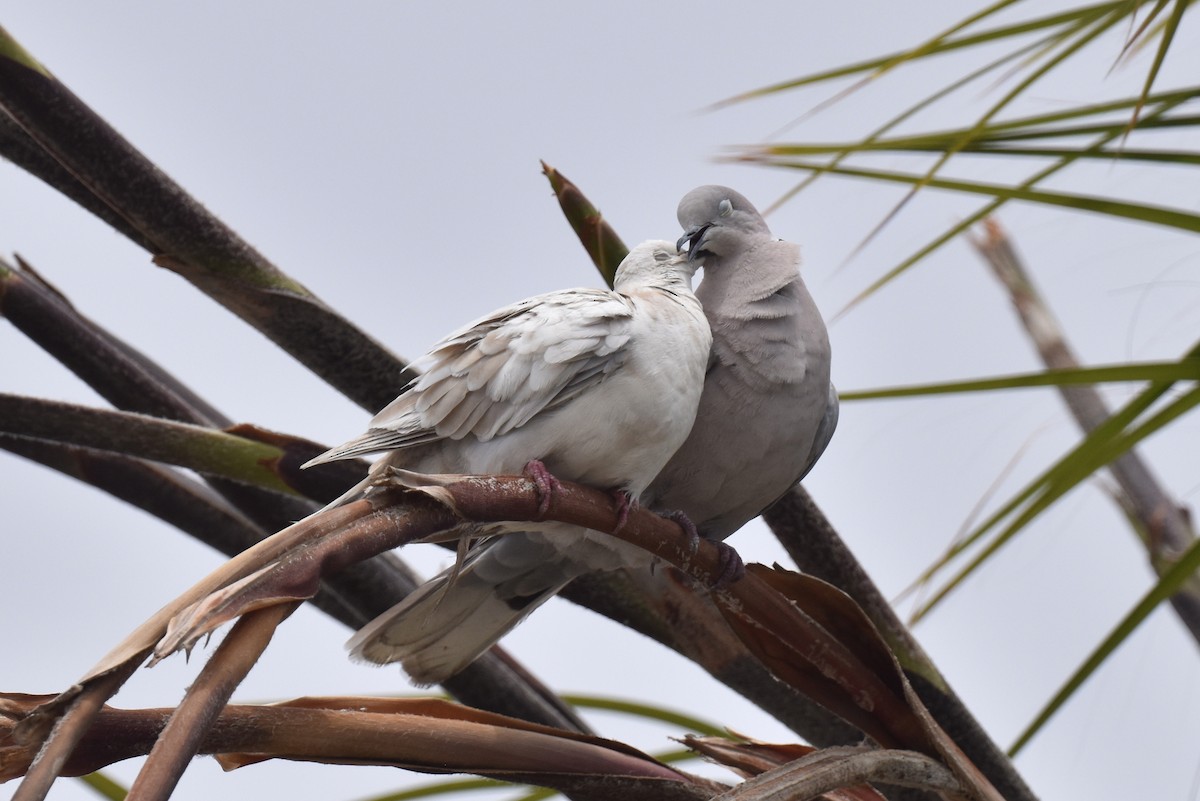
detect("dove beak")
[678,224,712,261]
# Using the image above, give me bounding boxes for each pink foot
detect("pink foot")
[612,490,638,533]
[523,459,562,520]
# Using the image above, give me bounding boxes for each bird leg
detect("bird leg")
[522,459,563,520]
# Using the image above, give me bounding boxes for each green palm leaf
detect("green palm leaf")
[710,1,1121,108]
[840,360,1200,401]
[910,353,1200,622]
[753,158,1200,233]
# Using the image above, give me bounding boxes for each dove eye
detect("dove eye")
[718,199,733,217]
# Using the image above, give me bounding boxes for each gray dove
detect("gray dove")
[645,185,837,540]
[304,240,711,683]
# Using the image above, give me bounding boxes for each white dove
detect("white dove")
[304,239,711,683]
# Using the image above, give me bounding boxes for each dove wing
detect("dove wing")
[305,288,635,465]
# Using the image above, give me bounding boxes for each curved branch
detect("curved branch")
[974,218,1200,641]
[715,746,965,801]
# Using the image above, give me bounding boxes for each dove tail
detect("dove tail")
[346,537,573,686]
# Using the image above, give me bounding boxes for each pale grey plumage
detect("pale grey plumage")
[645,185,836,539]
[305,240,711,684]
[347,522,646,681]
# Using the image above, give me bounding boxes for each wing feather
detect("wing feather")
[463,350,505,391]
[303,287,635,466]
[437,389,494,440]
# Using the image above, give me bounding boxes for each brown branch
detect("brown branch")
[10,495,421,801]
[10,472,1007,801]
[3,695,716,801]
[9,660,141,801]
[127,603,298,801]
[7,694,982,801]
[151,474,1005,797]
[714,746,966,801]
[973,217,1200,646]
[12,484,604,801]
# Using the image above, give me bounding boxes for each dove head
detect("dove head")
[676,185,771,262]
[612,239,696,291]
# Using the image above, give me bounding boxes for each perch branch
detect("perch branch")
[973,218,1200,646]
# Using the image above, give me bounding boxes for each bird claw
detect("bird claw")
[523,459,563,520]
[659,509,742,587]
[663,509,744,588]
[711,541,746,589]
[612,490,638,533]
[664,509,701,555]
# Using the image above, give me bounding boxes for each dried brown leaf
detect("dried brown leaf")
[714,569,927,751]
[682,734,816,777]
[3,693,717,801]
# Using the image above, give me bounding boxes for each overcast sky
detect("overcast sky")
[3,3,1199,801]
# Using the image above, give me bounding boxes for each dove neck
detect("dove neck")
[696,239,801,312]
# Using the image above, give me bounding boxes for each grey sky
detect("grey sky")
[3,3,1199,800]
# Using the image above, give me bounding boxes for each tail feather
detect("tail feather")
[348,527,654,685]
[346,534,575,686]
